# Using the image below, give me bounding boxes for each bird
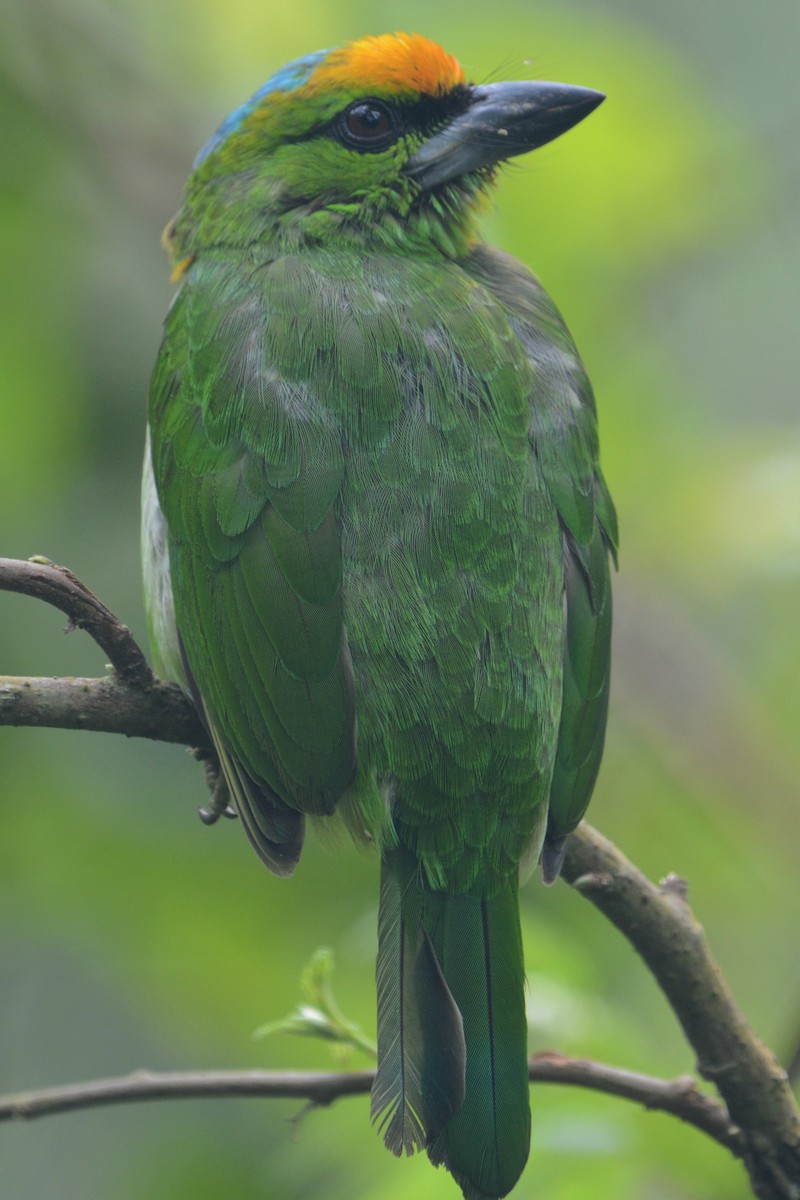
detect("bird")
[142,31,616,1200]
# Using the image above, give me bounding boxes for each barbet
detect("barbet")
[143,32,616,1200]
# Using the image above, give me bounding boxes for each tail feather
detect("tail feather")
[371,849,466,1154]
[427,882,530,1200]
[372,849,530,1199]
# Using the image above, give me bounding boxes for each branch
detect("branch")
[0,1068,375,1120]
[0,1056,739,1151]
[0,673,205,745]
[528,1053,740,1151]
[562,825,800,1199]
[0,557,153,686]
[0,557,207,748]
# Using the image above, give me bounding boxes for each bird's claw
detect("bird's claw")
[198,801,237,826]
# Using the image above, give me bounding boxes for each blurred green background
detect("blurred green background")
[2,1,798,1198]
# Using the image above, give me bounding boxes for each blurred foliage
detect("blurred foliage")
[1,2,798,1198]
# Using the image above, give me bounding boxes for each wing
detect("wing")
[466,246,618,880]
[544,485,615,880]
[147,256,356,874]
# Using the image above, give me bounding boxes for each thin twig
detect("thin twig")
[527,1053,742,1153]
[0,1069,375,1121]
[0,1056,740,1152]
[562,825,800,1199]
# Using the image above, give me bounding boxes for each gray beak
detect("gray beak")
[405,80,604,189]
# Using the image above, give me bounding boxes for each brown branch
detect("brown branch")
[0,1068,375,1121]
[562,824,800,1200]
[0,557,153,686]
[0,674,206,745]
[528,1052,741,1152]
[0,1056,739,1152]
[0,557,207,748]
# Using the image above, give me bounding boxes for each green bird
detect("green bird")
[142,32,616,1200]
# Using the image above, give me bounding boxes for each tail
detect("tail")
[371,848,530,1200]
[370,848,466,1154]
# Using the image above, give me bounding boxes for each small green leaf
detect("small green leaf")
[253,947,376,1059]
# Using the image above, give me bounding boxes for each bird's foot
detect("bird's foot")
[192,746,237,825]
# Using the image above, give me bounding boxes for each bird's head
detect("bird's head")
[166,32,603,269]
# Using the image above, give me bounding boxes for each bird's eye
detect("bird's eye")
[337,100,399,151]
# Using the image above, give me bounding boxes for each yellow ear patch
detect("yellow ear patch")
[308,32,465,98]
[169,255,194,284]
[161,218,194,282]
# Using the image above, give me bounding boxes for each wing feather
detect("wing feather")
[147,258,357,871]
[464,245,617,881]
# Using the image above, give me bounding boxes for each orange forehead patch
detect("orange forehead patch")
[308,33,465,98]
